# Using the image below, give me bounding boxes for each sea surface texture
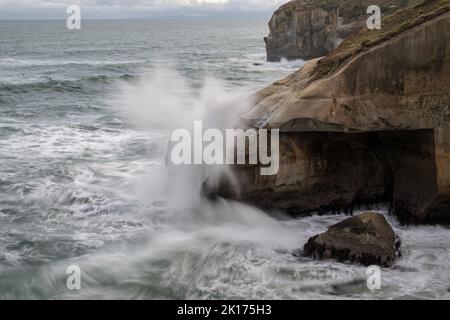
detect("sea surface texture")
[0,20,449,299]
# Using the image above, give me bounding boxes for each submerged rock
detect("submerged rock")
[303,212,400,266]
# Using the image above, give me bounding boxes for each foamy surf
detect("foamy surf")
[0,19,449,300]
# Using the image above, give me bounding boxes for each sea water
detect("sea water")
[0,19,449,299]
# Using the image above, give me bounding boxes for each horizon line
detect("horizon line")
[0,16,271,21]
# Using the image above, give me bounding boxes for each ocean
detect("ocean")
[0,19,449,299]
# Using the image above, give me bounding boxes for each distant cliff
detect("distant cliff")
[265,0,417,61]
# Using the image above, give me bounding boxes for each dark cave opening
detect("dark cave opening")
[210,128,446,225]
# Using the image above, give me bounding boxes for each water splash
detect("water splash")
[2,69,449,300]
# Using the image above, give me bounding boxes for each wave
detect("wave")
[0,58,147,68]
[227,53,306,72]
[1,68,449,299]
[0,74,135,94]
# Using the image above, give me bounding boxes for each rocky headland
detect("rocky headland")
[211,0,450,230]
[265,0,421,61]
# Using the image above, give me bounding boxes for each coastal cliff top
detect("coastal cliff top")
[312,0,450,80]
[274,0,416,22]
[245,0,450,132]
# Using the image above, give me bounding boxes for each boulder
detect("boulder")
[303,212,400,266]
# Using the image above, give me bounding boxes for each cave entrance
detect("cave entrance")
[211,126,442,225]
[281,128,438,224]
[378,129,438,224]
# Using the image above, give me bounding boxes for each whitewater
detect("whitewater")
[0,19,449,299]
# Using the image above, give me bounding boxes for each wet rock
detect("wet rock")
[303,212,400,266]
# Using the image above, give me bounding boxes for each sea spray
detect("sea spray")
[111,69,252,208]
[1,20,448,300]
[2,68,449,299]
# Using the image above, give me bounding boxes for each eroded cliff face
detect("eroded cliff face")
[216,131,393,215]
[265,2,339,61]
[216,1,450,225]
[265,0,417,61]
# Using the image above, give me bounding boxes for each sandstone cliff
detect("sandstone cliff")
[216,0,450,225]
[265,0,418,61]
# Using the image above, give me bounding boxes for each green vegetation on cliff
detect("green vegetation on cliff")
[285,0,420,22]
[312,0,450,79]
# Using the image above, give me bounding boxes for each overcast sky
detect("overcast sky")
[0,0,288,19]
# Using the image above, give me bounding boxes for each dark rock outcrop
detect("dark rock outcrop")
[216,131,393,216]
[213,1,450,225]
[303,212,400,266]
[265,1,339,61]
[265,0,418,61]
